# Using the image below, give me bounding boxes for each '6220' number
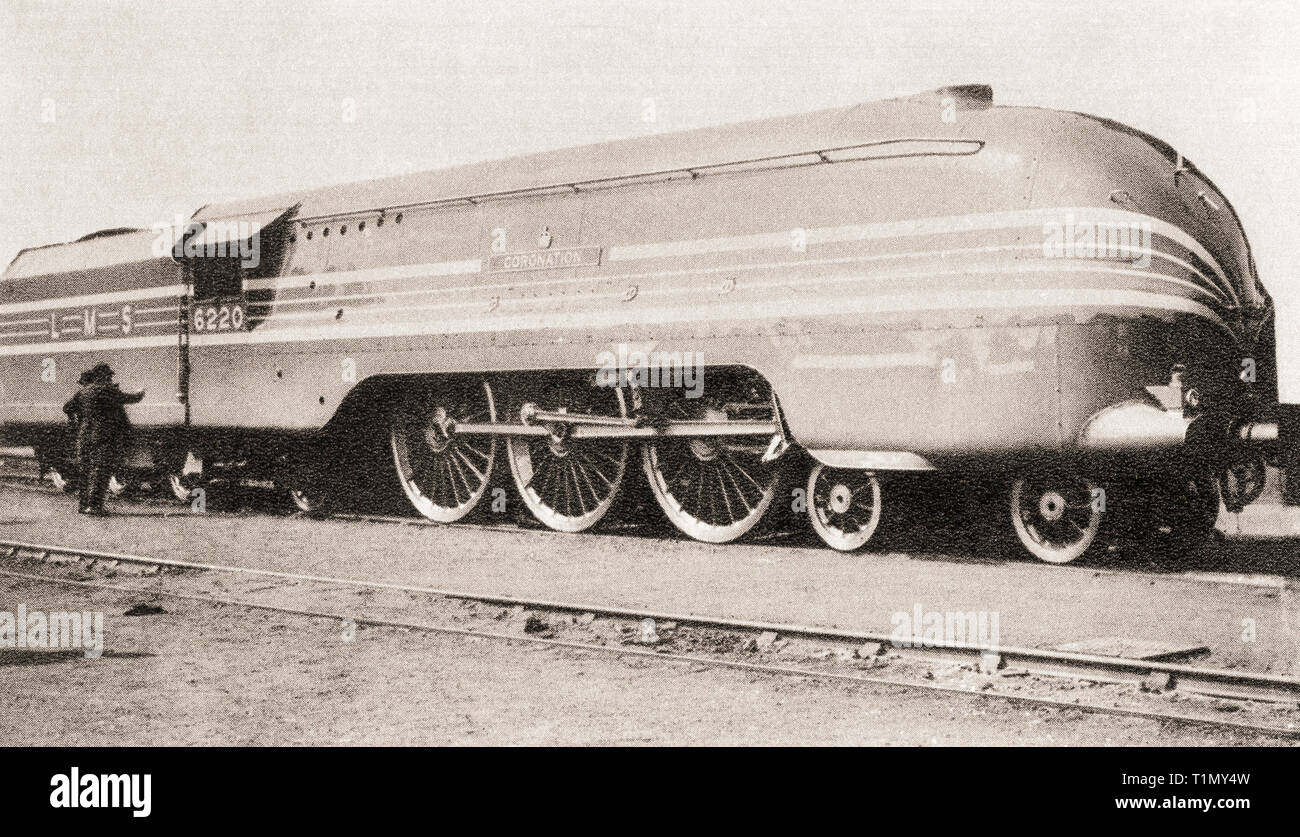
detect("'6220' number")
[191,302,246,333]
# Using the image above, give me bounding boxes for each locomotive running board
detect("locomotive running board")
[451,420,778,440]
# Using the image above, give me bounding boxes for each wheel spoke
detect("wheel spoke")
[718,457,756,517]
[715,462,737,523]
[452,445,487,484]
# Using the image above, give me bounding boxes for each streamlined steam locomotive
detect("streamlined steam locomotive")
[1,84,1291,562]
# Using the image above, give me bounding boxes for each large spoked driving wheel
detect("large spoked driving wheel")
[1010,471,1104,564]
[641,389,780,544]
[506,386,628,532]
[390,380,497,522]
[807,464,883,552]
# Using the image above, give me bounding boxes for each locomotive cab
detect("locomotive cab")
[179,207,295,337]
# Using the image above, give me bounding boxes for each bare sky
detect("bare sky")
[3,0,1299,396]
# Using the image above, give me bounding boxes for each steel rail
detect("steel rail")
[1,474,1294,590]
[0,563,1293,741]
[1,537,1299,705]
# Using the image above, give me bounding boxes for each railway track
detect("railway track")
[0,464,1290,590]
[1,536,1298,740]
[0,463,798,542]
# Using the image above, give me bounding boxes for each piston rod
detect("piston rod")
[452,419,779,440]
[520,405,641,428]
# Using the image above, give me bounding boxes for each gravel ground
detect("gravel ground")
[2,485,1298,676]
[1,573,1293,746]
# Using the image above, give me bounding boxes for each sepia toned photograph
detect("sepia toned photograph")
[1,0,1296,814]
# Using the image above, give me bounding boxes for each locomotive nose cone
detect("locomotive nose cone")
[828,483,853,515]
[1038,490,1067,521]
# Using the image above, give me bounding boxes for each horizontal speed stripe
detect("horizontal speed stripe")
[186,280,1230,351]
[250,242,1228,319]
[0,208,1240,327]
[0,284,186,316]
[237,207,1235,308]
[606,206,1237,304]
[244,259,481,292]
[0,334,177,355]
[250,249,1228,329]
[2,401,181,410]
[0,281,1223,359]
[259,271,1220,334]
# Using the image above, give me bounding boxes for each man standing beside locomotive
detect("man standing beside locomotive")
[62,363,145,516]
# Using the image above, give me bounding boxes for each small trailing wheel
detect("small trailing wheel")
[45,464,74,493]
[275,447,335,516]
[390,379,497,522]
[288,487,329,515]
[506,383,629,532]
[1009,471,1104,564]
[166,450,206,503]
[107,473,137,498]
[640,383,780,544]
[807,464,883,552]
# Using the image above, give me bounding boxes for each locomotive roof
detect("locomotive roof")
[2,227,167,283]
[193,85,995,223]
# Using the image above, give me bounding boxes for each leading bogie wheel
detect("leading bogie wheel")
[1009,470,1105,564]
